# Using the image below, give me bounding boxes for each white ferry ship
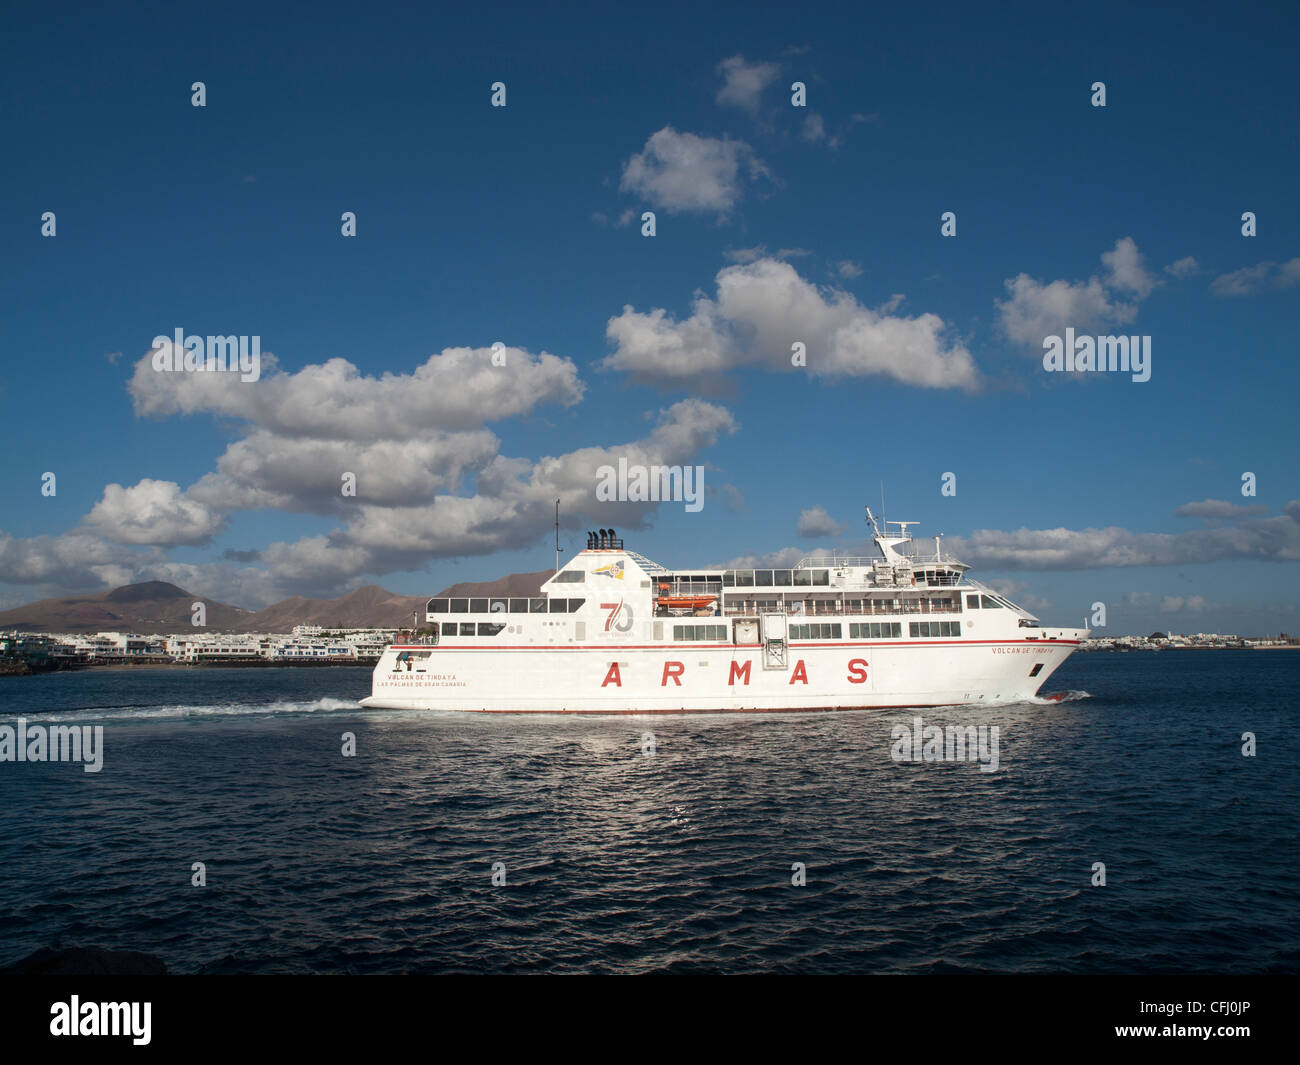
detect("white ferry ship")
[360,508,1087,714]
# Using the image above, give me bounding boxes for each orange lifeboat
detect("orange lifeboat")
[656,594,717,609]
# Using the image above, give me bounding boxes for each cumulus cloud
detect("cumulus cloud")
[603,257,978,389]
[801,113,827,143]
[997,237,1155,347]
[1161,595,1207,613]
[188,428,502,514]
[1164,256,1199,279]
[330,398,739,563]
[1210,257,1300,296]
[4,322,747,601]
[1174,499,1270,520]
[85,479,226,546]
[835,260,863,279]
[944,506,1300,569]
[717,505,1300,582]
[796,505,845,537]
[619,127,770,217]
[715,55,780,112]
[984,579,1052,613]
[724,245,810,264]
[0,531,152,589]
[722,545,838,570]
[129,345,584,437]
[0,397,740,602]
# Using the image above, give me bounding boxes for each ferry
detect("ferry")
[360,508,1087,714]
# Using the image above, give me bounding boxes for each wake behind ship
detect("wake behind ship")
[360,508,1087,714]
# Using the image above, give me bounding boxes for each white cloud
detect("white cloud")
[129,345,584,438]
[800,113,827,143]
[997,238,1154,347]
[724,245,811,264]
[945,507,1300,569]
[1210,257,1300,296]
[0,397,740,602]
[715,55,780,112]
[1164,256,1199,278]
[1101,236,1156,298]
[797,505,845,537]
[722,545,836,569]
[619,127,769,217]
[85,479,226,546]
[835,260,863,279]
[189,428,502,513]
[1161,595,1207,614]
[1174,499,1270,520]
[603,257,977,389]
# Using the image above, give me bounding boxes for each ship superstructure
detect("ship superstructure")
[360,509,1087,713]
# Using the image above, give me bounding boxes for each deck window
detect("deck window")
[966,594,981,609]
[529,598,547,613]
[909,621,962,637]
[850,622,902,638]
[428,598,449,614]
[789,623,842,640]
[477,623,506,637]
[672,624,728,641]
[449,598,469,613]
[509,598,528,613]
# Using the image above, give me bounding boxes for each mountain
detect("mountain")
[434,570,554,599]
[0,582,252,634]
[0,571,557,634]
[242,585,429,631]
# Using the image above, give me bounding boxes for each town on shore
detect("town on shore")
[1080,631,1298,651]
[0,625,401,674]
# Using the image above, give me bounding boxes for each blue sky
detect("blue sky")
[1,0,1297,635]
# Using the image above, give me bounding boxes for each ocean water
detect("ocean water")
[0,651,1296,974]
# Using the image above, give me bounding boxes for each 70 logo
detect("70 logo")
[601,600,635,633]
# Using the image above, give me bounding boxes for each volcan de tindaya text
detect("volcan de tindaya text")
[360,509,1088,714]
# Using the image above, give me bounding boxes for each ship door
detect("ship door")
[760,613,787,670]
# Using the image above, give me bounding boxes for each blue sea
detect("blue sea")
[1,651,1296,974]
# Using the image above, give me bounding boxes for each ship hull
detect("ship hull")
[359,636,1083,714]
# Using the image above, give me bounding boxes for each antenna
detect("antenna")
[554,499,560,575]
[880,481,887,526]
